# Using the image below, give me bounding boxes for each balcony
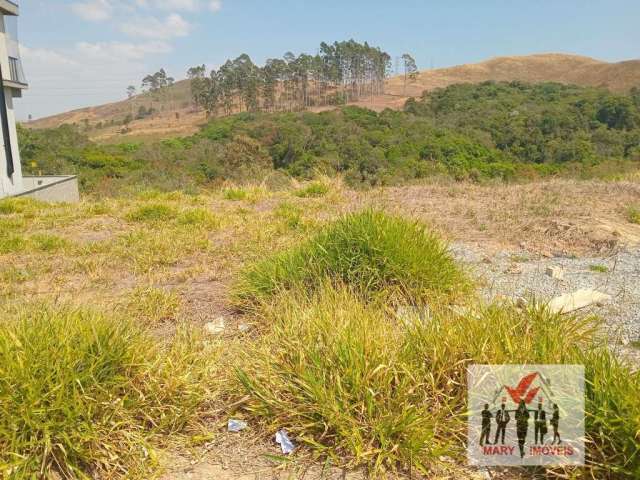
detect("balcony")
[0,0,18,16]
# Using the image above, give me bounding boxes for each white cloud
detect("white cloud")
[131,0,221,12]
[156,0,199,10]
[71,0,113,21]
[16,41,173,120]
[76,40,173,60]
[120,13,191,39]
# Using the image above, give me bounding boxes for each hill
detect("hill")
[25,53,640,142]
[19,81,640,194]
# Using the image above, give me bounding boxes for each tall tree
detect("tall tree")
[401,54,418,95]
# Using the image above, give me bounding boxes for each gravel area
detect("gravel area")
[451,243,640,348]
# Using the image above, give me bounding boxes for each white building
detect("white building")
[0,1,79,202]
[0,0,26,198]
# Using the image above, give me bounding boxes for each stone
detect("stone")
[548,289,611,314]
[204,317,225,335]
[545,265,564,280]
[238,323,250,333]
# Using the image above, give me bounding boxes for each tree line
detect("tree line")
[187,40,405,116]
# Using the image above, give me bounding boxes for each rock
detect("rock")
[548,289,612,314]
[481,255,492,264]
[204,317,225,335]
[238,323,250,333]
[545,265,564,280]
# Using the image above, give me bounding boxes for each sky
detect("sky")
[14,0,640,120]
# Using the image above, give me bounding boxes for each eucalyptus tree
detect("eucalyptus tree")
[189,40,394,116]
[401,54,418,95]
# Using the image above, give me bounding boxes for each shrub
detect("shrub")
[234,210,469,307]
[0,305,216,478]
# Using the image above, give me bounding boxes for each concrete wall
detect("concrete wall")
[19,176,80,203]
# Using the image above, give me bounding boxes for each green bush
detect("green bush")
[234,209,469,306]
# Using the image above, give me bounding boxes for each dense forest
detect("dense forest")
[188,40,398,115]
[19,81,640,195]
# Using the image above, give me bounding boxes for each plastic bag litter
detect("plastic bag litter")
[227,419,247,432]
[275,429,295,454]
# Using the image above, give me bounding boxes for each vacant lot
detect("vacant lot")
[1,179,639,479]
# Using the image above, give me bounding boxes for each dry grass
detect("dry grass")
[1,178,640,478]
[1,179,639,319]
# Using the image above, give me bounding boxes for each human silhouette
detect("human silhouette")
[551,403,561,444]
[515,400,530,458]
[534,402,547,444]
[480,403,492,446]
[493,402,510,444]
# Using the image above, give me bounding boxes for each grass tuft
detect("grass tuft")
[294,182,330,198]
[0,197,45,216]
[589,264,609,273]
[123,286,180,324]
[0,304,218,478]
[126,203,177,222]
[223,187,248,201]
[177,208,220,228]
[235,284,640,476]
[234,209,469,307]
[31,233,69,252]
[626,205,640,224]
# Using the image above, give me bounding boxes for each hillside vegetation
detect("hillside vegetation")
[20,81,640,195]
[25,53,640,141]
